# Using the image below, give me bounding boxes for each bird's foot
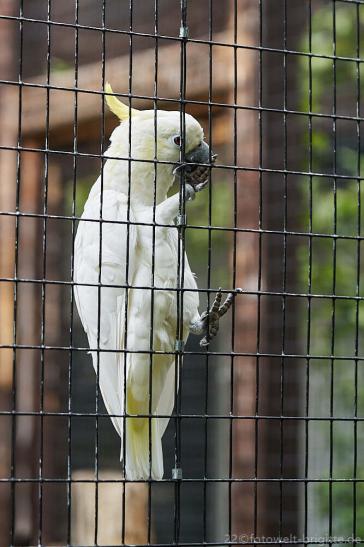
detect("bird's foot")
[190,289,236,347]
[185,183,196,201]
[184,175,210,201]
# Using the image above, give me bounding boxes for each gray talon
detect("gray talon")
[185,183,196,201]
[199,289,235,347]
[218,292,235,317]
[194,180,209,192]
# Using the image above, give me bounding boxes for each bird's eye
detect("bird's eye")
[173,135,181,147]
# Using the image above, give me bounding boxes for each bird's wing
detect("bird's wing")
[74,180,136,439]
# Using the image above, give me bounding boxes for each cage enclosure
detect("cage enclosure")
[0,0,363,546]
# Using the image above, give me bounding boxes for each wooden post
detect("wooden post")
[230,0,305,537]
[71,471,149,545]
[228,0,261,536]
[13,142,43,544]
[258,1,306,536]
[0,1,21,543]
[39,161,70,542]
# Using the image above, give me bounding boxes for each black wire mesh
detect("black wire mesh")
[0,0,363,545]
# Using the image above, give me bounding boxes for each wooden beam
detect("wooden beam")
[2,31,231,143]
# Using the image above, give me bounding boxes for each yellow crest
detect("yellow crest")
[104,83,139,121]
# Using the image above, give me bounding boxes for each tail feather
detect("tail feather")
[90,350,123,438]
[125,417,163,480]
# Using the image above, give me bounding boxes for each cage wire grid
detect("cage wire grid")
[0,0,363,545]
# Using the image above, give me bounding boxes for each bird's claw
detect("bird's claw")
[184,179,209,201]
[199,289,235,347]
[193,178,209,193]
[185,183,196,201]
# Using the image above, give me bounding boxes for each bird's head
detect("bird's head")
[104,83,215,202]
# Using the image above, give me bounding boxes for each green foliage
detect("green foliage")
[65,175,95,218]
[298,2,364,537]
[186,180,232,286]
[50,57,73,75]
[317,480,364,537]
[300,3,364,114]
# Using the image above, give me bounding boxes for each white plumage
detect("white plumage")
[74,91,208,480]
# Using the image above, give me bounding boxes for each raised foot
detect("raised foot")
[199,288,235,347]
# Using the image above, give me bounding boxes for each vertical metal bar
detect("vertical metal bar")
[173,0,188,542]
[254,0,263,537]
[353,1,361,540]
[147,0,159,539]
[67,1,79,542]
[116,1,138,542]
[279,0,289,535]
[120,1,134,542]
[10,1,24,543]
[229,0,238,541]
[329,1,338,540]
[38,1,52,542]
[93,1,107,541]
[203,0,213,542]
[304,0,313,540]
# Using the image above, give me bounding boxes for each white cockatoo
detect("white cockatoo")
[74,84,234,480]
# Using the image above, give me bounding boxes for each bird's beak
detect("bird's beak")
[185,140,211,165]
[173,141,217,188]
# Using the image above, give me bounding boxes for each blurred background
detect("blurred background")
[0,0,363,545]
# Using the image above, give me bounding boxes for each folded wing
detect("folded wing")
[74,179,136,444]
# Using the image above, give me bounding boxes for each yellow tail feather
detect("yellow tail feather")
[125,391,163,480]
